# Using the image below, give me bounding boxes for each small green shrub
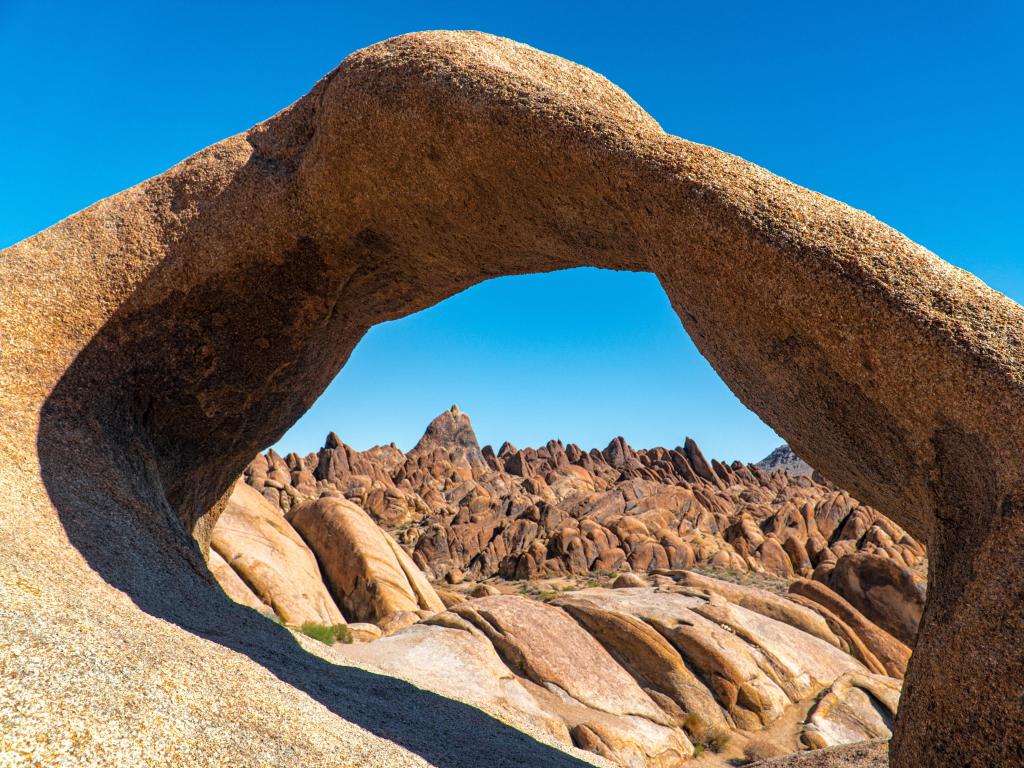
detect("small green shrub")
[299,622,353,645]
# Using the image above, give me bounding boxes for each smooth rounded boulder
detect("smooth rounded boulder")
[211,482,345,627]
[287,496,445,622]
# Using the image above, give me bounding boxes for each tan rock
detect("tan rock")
[557,589,790,730]
[450,595,672,725]
[334,621,570,744]
[790,579,910,680]
[447,595,693,765]
[207,547,270,615]
[287,496,445,622]
[827,553,925,646]
[801,673,901,750]
[612,572,648,589]
[346,622,383,643]
[552,594,729,734]
[673,570,843,649]
[377,610,422,637]
[211,482,345,627]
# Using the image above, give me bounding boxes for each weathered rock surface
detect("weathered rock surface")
[334,621,572,744]
[207,547,269,614]
[757,445,814,478]
[801,673,900,751]
[826,554,925,647]
[789,580,911,680]
[442,595,694,766]
[449,595,674,726]
[4,27,1023,768]
[751,740,888,768]
[210,482,345,627]
[287,496,445,622]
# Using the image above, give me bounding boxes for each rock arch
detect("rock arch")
[2,31,1022,766]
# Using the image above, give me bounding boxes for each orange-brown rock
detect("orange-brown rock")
[4,28,1023,767]
[447,595,693,765]
[552,595,729,734]
[826,553,925,647]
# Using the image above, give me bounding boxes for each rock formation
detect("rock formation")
[243,412,927,597]
[211,481,346,627]
[757,445,814,478]
[287,495,445,622]
[3,29,1023,767]
[330,578,905,765]
[202,444,917,766]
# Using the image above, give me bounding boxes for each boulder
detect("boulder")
[207,547,270,614]
[673,570,843,649]
[449,595,672,725]
[789,579,911,679]
[552,594,729,734]
[288,497,445,623]
[446,595,693,765]
[612,572,648,589]
[211,482,345,627]
[334,621,569,744]
[827,553,925,646]
[800,672,901,750]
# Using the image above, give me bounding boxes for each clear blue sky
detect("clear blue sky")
[3,2,1020,462]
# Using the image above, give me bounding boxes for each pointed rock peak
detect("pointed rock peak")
[497,441,518,458]
[683,436,718,484]
[325,431,344,450]
[602,436,637,468]
[412,406,483,463]
[756,444,814,477]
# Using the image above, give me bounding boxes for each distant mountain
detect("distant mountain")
[756,444,814,477]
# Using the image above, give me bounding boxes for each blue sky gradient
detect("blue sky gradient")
[3,2,1020,461]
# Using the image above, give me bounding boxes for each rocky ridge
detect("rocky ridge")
[246,407,926,607]
[756,446,814,479]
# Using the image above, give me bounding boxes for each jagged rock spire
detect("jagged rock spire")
[412,405,483,464]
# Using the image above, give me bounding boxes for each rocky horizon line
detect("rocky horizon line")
[268,403,808,476]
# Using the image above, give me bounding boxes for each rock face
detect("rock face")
[826,554,925,647]
[210,482,345,627]
[4,29,1024,767]
[757,445,814,478]
[337,582,904,767]
[286,496,444,622]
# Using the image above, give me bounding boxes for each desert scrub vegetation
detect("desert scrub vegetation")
[684,715,732,756]
[299,622,353,645]
[687,564,792,596]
